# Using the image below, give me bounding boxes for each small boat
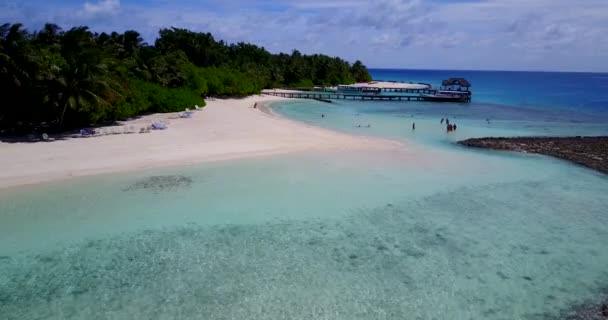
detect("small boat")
[421,78,472,102]
[421,91,470,102]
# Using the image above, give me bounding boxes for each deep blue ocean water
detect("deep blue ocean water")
[370,68,608,113]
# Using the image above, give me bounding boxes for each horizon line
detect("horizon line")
[367,67,608,75]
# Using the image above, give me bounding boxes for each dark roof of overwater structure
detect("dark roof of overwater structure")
[442,78,471,87]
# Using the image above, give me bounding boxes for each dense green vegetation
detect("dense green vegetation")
[0,23,371,132]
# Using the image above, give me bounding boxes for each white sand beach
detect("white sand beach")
[0,95,403,189]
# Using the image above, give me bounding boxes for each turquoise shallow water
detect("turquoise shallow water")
[2,96,608,319]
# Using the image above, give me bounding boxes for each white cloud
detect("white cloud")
[290,0,364,9]
[82,0,120,15]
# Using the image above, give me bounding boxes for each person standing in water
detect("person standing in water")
[321,114,325,118]
[446,118,450,126]
[441,118,444,124]
[412,122,416,130]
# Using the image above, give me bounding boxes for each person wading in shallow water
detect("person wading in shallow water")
[441,118,444,124]
[412,122,416,130]
[321,114,324,118]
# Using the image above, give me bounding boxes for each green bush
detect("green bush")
[150,87,203,113]
[290,79,315,88]
[113,79,204,117]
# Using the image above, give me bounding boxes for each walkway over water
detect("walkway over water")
[263,91,431,102]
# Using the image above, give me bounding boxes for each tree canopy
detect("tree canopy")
[0,23,372,133]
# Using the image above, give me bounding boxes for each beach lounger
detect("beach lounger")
[179,112,193,118]
[41,133,54,141]
[80,128,95,137]
[123,126,137,134]
[151,121,168,130]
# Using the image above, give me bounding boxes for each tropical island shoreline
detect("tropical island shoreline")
[458,136,608,175]
[0,95,404,190]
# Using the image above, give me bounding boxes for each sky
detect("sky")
[2,0,607,72]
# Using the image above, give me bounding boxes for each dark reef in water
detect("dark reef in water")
[124,175,193,192]
[458,137,608,174]
[559,297,608,320]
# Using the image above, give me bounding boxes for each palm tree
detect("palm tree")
[51,58,119,128]
[121,30,145,58]
[0,23,40,129]
[46,27,120,128]
[0,23,31,86]
[35,23,62,48]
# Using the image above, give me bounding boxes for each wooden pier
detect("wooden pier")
[267,78,472,103]
[381,88,435,94]
[336,85,435,94]
[264,91,428,102]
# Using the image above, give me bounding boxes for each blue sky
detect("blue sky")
[2,0,607,72]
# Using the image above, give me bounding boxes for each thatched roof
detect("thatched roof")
[442,78,471,87]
